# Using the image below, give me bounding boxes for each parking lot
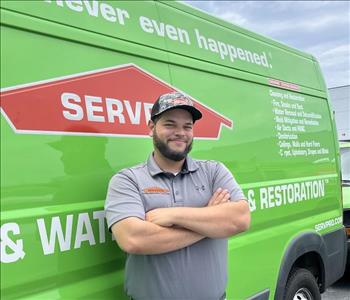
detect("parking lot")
[322,270,350,300]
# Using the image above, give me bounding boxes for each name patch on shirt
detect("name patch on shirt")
[143,187,170,194]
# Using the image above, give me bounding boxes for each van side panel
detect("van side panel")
[165,61,341,299]
[0,7,168,299]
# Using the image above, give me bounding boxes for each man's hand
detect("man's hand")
[207,188,230,206]
[146,208,174,227]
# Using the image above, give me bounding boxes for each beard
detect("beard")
[153,130,193,162]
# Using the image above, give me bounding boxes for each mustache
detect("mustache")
[168,138,188,142]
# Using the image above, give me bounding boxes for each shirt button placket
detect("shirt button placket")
[170,176,175,204]
[173,175,183,206]
[168,175,175,206]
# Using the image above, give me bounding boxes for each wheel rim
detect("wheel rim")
[293,287,313,300]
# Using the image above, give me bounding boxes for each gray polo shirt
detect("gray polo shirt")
[105,154,246,300]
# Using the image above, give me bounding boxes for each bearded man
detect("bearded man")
[105,92,250,300]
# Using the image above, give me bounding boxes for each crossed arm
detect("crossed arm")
[111,188,250,255]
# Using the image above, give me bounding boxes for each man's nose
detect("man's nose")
[174,127,186,136]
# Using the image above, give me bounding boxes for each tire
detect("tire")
[283,268,321,300]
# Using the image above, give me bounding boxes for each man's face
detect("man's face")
[150,109,194,161]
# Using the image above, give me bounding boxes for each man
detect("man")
[105,92,250,300]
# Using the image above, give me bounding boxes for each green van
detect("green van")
[1,1,347,299]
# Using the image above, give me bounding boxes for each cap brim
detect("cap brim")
[153,105,202,122]
[180,105,202,121]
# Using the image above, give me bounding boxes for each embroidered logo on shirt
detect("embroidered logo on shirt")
[143,187,170,194]
[195,185,206,191]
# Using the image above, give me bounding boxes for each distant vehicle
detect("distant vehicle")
[340,141,350,266]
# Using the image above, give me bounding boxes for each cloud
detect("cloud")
[319,45,349,64]
[184,1,350,88]
[317,44,350,87]
[216,11,247,27]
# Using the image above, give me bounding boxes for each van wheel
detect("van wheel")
[284,268,321,300]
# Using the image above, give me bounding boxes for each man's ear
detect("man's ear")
[148,120,155,137]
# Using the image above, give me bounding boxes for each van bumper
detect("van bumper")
[323,227,347,287]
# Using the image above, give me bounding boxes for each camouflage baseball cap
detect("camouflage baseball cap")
[151,92,202,122]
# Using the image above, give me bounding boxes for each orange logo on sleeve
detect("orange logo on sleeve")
[143,187,170,194]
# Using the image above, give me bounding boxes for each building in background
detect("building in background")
[328,85,350,141]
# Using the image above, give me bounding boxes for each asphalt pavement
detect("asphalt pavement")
[322,270,350,300]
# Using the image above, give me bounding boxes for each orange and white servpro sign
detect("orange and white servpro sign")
[0,64,232,139]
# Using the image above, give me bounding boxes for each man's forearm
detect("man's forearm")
[132,223,204,255]
[147,201,250,238]
[174,201,250,238]
[112,218,204,255]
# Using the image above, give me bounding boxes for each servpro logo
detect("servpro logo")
[0,64,232,139]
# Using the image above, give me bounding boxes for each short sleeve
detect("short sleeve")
[104,170,145,230]
[213,162,246,202]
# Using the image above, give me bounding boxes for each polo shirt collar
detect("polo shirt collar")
[182,156,199,174]
[147,153,199,176]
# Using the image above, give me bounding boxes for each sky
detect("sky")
[184,1,350,89]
